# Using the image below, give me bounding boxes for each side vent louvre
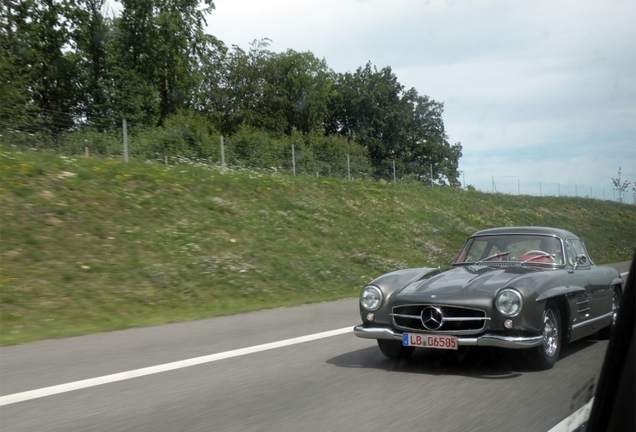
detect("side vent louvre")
[576,293,590,313]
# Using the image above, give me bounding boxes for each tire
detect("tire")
[598,287,622,340]
[377,339,415,360]
[531,301,562,370]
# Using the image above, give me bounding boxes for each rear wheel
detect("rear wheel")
[377,339,415,360]
[531,301,561,370]
[598,287,621,339]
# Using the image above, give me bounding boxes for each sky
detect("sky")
[204,0,635,200]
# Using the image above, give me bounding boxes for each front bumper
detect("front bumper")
[353,325,544,349]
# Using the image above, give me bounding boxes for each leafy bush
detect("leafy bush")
[130,111,221,161]
[224,127,373,177]
[0,127,59,151]
[304,132,372,178]
[226,125,289,169]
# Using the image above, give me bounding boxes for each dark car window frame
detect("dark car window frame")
[566,238,594,268]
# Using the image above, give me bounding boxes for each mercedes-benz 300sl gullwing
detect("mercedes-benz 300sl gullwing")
[354,227,623,369]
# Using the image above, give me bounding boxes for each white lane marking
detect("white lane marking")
[547,397,594,432]
[0,326,354,407]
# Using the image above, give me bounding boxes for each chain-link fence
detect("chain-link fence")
[1,112,633,203]
[0,116,446,185]
[470,177,634,204]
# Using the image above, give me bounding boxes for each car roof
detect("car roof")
[471,226,578,240]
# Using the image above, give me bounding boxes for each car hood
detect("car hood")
[396,265,541,300]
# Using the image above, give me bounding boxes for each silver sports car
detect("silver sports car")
[354,226,623,369]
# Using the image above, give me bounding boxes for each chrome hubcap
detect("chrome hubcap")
[542,309,558,357]
[611,291,620,327]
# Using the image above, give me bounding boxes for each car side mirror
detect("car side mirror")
[574,254,587,268]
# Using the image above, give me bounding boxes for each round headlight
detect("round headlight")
[495,289,523,317]
[360,286,383,311]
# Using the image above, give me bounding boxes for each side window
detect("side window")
[571,239,594,265]
[566,239,593,267]
[565,240,576,267]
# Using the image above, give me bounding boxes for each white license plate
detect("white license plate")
[402,333,458,350]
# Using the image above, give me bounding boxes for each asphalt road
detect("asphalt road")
[0,261,630,432]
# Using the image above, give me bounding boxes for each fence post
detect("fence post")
[347,154,351,181]
[220,135,225,168]
[85,147,89,158]
[122,119,128,163]
[393,161,396,184]
[292,144,296,176]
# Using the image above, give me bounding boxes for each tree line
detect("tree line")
[0,0,462,185]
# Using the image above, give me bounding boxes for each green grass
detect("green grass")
[1,148,635,345]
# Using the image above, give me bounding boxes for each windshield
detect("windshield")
[455,234,565,265]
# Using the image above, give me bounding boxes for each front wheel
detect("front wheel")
[531,301,561,370]
[598,287,622,339]
[377,339,415,360]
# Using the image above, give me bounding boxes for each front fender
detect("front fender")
[535,285,588,343]
[536,285,585,302]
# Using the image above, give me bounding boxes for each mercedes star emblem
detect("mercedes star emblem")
[421,306,444,330]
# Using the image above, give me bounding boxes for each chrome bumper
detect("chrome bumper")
[353,325,544,349]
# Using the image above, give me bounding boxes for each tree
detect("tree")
[154,0,216,122]
[400,90,462,186]
[198,41,334,138]
[325,63,407,161]
[0,0,29,126]
[110,0,216,127]
[190,33,228,131]
[190,38,273,135]
[3,0,79,133]
[325,62,461,185]
[612,167,631,202]
[263,49,333,134]
[66,0,113,129]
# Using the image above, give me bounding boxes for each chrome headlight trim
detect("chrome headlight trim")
[495,288,523,317]
[360,285,383,311]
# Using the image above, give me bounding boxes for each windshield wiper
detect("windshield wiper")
[476,251,510,265]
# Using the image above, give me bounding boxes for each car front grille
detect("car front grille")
[390,304,489,334]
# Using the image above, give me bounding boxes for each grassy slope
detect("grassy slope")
[1,149,635,345]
